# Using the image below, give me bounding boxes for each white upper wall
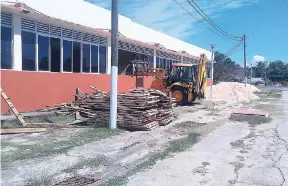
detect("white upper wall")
[12,0,211,60]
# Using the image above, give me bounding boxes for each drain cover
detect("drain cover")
[54,176,99,186]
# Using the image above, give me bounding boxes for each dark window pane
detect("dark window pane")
[99,46,106,74]
[50,37,60,72]
[1,26,12,69]
[63,40,72,72]
[82,44,90,73]
[22,31,36,71]
[159,58,164,69]
[156,57,160,68]
[91,45,98,73]
[148,55,154,68]
[73,41,81,73]
[38,35,49,71]
[165,59,169,70]
[166,59,172,70]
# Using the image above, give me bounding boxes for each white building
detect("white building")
[1,0,211,74]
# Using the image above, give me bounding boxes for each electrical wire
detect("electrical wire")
[186,0,242,41]
[188,0,242,40]
[172,0,235,44]
[224,39,243,57]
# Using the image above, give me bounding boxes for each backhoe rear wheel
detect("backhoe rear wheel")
[172,87,187,106]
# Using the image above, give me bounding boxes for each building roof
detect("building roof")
[1,0,212,63]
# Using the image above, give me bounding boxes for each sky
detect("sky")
[86,0,288,65]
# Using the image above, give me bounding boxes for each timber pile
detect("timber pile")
[43,87,175,130]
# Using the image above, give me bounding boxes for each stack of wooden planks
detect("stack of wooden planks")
[44,87,175,130]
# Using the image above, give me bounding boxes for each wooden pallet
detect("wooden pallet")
[0,87,26,126]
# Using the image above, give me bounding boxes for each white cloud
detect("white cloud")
[86,0,258,40]
[252,55,265,63]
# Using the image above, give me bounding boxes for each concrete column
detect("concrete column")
[107,37,112,74]
[181,56,183,63]
[35,33,38,71]
[12,14,22,71]
[153,49,156,68]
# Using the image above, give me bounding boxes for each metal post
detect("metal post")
[250,62,253,83]
[210,44,215,99]
[109,0,118,129]
[244,34,247,87]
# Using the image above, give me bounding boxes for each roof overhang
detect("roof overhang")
[1,2,201,62]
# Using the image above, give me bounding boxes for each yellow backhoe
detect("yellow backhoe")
[132,54,208,105]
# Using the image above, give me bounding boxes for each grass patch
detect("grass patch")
[173,121,206,130]
[247,116,272,126]
[25,173,54,186]
[255,91,282,99]
[1,128,122,169]
[64,156,107,173]
[99,132,201,186]
[1,115,76,129]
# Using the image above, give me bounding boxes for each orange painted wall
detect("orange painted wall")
[1,70,211,113]
[0,70,154,113]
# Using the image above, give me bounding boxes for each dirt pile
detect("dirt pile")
[207,82,260,103]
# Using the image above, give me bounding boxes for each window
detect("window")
[158,58,164,69]
[38,35,49,71]
[50,37,60,72]
[22,31,36,71]
[156,57,160,68]
[148,55,154,68]
[82,44,90,73]
[63,40,72,72]
[91,45,98,73]
[1,26,12,69]
[73,41,81,73]
[166,59,172,70]
[99,46,106,73]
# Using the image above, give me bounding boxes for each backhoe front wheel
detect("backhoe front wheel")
[171,87,187,106]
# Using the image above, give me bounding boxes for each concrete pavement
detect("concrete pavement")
[127,91,288,186]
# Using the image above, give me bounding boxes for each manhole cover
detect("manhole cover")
[54,176,99,186]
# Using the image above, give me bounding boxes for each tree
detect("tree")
[266,60,288,81]
[213,51,241,82]
[253,61,268,78]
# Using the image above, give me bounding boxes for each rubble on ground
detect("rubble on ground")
[42,87,175,131]
[206,82,261,103]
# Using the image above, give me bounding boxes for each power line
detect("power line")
[186,0,241,41]
[187,0,242,40]
[172,0,235,44]
[224,39,243,56]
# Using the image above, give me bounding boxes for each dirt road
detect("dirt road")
[1,89,287,186]
[1,98,240,186]
[127,91,288,186]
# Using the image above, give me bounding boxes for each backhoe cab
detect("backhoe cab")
[131,54,208,105]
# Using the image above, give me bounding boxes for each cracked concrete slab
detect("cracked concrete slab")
[127,90,288,186]
[237,166,283,186]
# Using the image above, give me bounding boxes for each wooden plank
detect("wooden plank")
[233,108,269,117]
[75,87,81,120]
[0,87,26,126]
[25,123,91,129]
[0,128,47,134]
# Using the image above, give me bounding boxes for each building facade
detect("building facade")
[0,0,212,113]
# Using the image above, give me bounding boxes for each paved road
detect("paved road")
[127,91,288,186]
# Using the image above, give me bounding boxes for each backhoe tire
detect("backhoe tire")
[171,87,187,106]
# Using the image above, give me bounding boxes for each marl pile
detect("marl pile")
[207,82,260,103]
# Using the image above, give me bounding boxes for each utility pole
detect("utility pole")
[109,0,118,129]
[250,62,253,83]
[243,34,247,87]
[210,43,215,99]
